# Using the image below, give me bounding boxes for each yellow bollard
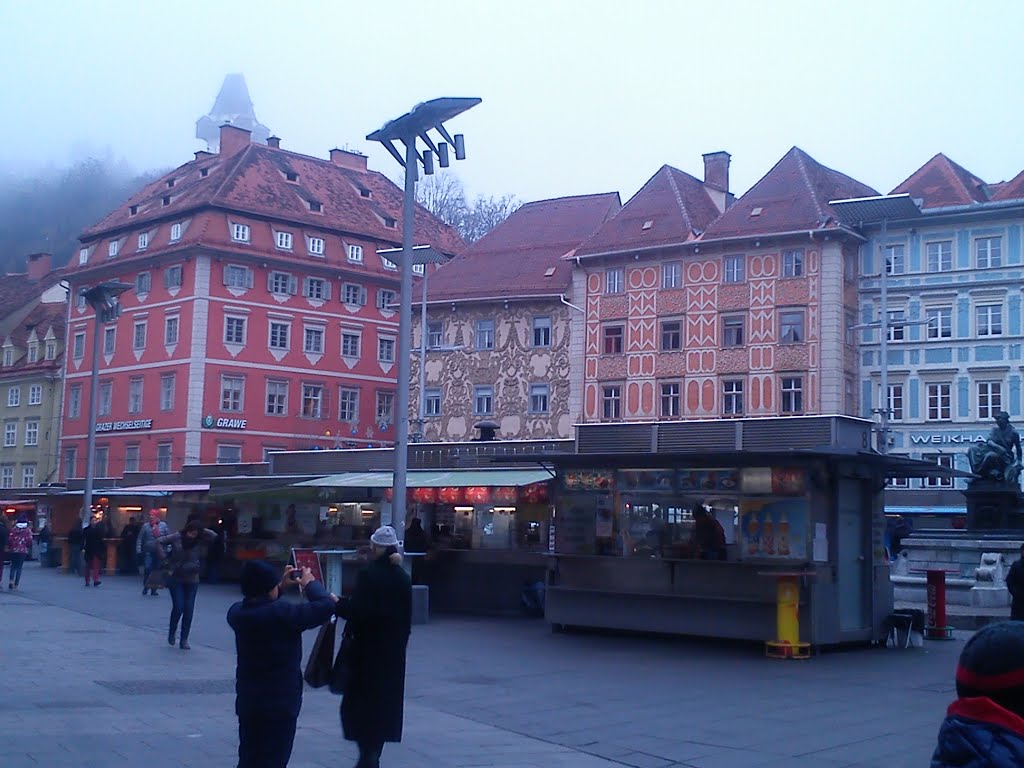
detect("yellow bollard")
[764,573,812,659]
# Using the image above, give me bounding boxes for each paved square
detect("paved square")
[1,564,965,767]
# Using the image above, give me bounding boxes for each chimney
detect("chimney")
[219,123,252,156]
[194,150,214,161]
[702,151,731,192]
[267,136,281,149]
[330,148,368,172]
[26,252,52,282]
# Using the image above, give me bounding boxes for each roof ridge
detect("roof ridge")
[792,148,826,221]
[210,143,257,203]
[664,167,693,233]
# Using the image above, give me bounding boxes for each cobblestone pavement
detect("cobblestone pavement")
[1,563,967,767]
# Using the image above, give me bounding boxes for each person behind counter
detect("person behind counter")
[402,517,429,554]
[692,506,727,561]
[158,521,217,650]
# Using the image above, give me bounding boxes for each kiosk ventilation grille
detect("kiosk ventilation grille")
[577,423,653,454]
[657,422,735,452]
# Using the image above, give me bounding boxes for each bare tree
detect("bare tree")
[413,172,521,244]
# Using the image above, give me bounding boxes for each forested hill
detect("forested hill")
[0,158,161,273]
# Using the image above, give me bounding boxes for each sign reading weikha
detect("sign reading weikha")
[203,414,247,430]
[95,419,153,432]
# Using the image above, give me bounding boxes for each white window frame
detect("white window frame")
[24,420,38,447]
[269,271,296,296]
[160,374,175,411]
[4,423,16,447]
[782,249,804,278]
[662,262,682,289]
[133,320,147,350]
[601,384,622,420]
[529,383,550,414]
[887,310,906,343]
[69,384,82,419]
[722,380,744,416]
[28,385,41,406]
[124,446,140,474]
[304,277,328,301]
[474,385,494,416]
[341,331,361,358]
[164,316,179,345]
[976,236,1002,269]
[927,382,952,421]
[781,376,803,414]
[923,453,954,489]
[108,240,119,258]
[22,465,35,488]
[348,244,364,263]
[339,387,360,422]
[475,319,495,350]
[137,232,149,251]
[44,341,55,360]
[225,316,247,345]
[306,236,325,256]
[977,303,1003,337]
[216,444,243,464]
[303,326,325,355]
[266,380,288,416]
[978,381,1003,420]
[423,388,441,418]
[342,283,367,306]
[887,384,904,422]
[605,267,624,294]
[301,384,324,419]
[885,244,905,275]
[926,307,952,340]
[103,326,116,355]
[128,377,143,414]
[73,332,85,359]
[724,255,745,283]
[7,387,20,407]
[660,381,680,418]
[926,241,952,272]
[532,316,551,348]
[276,231,294,250]
[378,336,396,363]
[99,381,112,416]
[221,375,245,412]
[231,223,251,243]
[779,311,805,344]
[722,315,744,347]
[170,222,183,242]
[376,391,395,425]
[156,443,173,472]
[1,466,13,489]
[269,322,290,350]
[377,289,396,310]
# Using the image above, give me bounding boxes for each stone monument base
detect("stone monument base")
[964,482,1024,530]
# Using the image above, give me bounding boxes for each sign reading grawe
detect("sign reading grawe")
[95,419,153,432]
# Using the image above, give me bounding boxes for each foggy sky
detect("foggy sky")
[2,0,1022,204]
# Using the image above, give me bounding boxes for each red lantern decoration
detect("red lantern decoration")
[437,486,464,505]
[465,486,491,504]
[412,486,438,504]
[492,486,518,504]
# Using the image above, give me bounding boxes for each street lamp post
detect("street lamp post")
[80,281,132,527]
[367,97,480,535]
[829,195,922,454]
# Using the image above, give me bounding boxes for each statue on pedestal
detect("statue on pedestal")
[968,411,1023,486]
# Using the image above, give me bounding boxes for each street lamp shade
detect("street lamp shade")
[366,97,482,143]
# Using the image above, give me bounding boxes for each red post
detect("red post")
[926,569,952,640]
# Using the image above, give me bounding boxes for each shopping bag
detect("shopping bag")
[329,621,354,695]
[303,617,337,688]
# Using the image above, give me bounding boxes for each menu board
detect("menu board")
[619,470,675,491]
[739,499,808,560]
[290,548,324,583]
[678,470,740,492]
[563,470,615,491]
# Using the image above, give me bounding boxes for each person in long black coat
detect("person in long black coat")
[336,525,412,768]
[1006,544,1024,620]
[82,517,108,586]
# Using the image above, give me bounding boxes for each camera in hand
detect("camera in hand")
[288,569,302,581]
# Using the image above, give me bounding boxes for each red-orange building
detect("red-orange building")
[61,124,462,479]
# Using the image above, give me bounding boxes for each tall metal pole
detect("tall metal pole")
[878,218,889,454]
[391,136,417,536]
[82,312,103,527]
[418,268,429,431]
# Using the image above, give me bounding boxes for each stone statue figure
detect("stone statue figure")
[968,411,1023,485]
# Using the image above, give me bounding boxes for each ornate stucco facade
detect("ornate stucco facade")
[411,299,578,441]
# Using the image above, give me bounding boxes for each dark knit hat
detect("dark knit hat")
[240,560,279,598]
[955,621,1024,717]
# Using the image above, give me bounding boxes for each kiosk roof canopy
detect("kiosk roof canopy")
[293,468,551,489]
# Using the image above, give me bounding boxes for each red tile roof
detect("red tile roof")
[424,193,621,302]
[575,166,721,257]
[0,301,66,379]
[991,169,1024,202]
[700,147,877,241]
[890,153,990,209]
[0,274,50,319]
[81,142,464,257]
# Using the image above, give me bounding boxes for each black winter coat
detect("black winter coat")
[227,580,336,719]
[83,525,107,558]
[336,553,412,745]
[932,697,1024,767]
[0,522,8,552]
[1007,559,1024,620]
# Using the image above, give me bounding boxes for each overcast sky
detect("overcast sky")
[2,0,1022,205]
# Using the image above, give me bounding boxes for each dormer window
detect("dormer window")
[360,188,372,199]
[166,178,175,188]
[231,223,251,243]
[138,232,149,251]
[2,350,11,367]
[162,196,171,206]
[27,345,38,364]
[129,205,139,216]
[642,220,653,230]
[347,245,363,263]
[412,263,425,276]
[307,200,322,213]
[381,256,397,271]
[108,240,119,258]
[170,222,183,242]
[276,231,293,250]
[78,248,89,265]
[384,217,397,229]
[200,168,210,178]
[285,171,299,183]
[308,237,325,256]
[45,341,55,360]
[750,207,763,217]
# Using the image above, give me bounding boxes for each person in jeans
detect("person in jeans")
[137,510,169,596]
[159,521,216,650]
[83,515,107,586]
[227,560,336,768]
[0,515,8,584]
[7,514,32,589]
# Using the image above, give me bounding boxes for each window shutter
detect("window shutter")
[267,272,275,292]
[321,387,330,420]
[323,280,331,301]
[222,267,230,286]
[289,275,298,295]
[245,268,254,289]
[360,287,368,306]
[164,270,171,289]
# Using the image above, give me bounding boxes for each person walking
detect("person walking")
[83,515,107,587]
[137,510,169,596]
[932,622,1024,766]
[0,515,9,585]
[119,517,141,574]
[204,522,225,584]
[1006,544,1024,621]
[159,520,216,650]
[335,525,412,768]
[7,514,33,590]
[227,560,336,768]
[67,519,83,575]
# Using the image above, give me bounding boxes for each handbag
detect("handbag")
[329,621,355,695]
[303,617,337,689]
